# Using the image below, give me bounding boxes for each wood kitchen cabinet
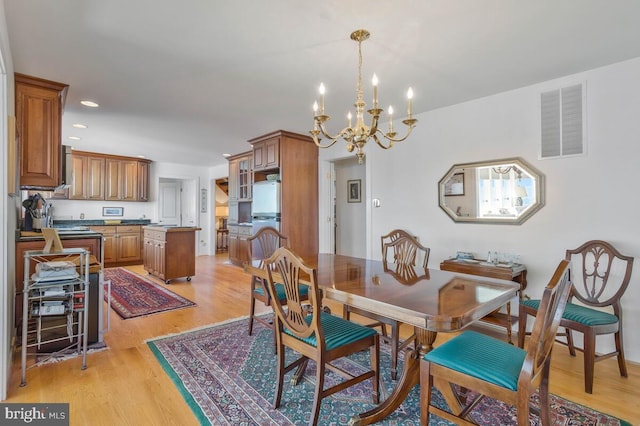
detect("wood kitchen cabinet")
[252,137,279,171]
[66,151,150,201]
[228,224,251,266]
[106,158,139,201]
[15,73,69,188]
[249,130,318,258]
[143,226,200,283]
[90,225,142,267]
[228,153,252,202]
[70,152,105,200]
[137,161,150,201]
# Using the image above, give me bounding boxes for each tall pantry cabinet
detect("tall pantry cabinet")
[249,130,318,258]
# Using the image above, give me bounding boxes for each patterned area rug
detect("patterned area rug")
[103,267,196,319]
[147,316,631,425]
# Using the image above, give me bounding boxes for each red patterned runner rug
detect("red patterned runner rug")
[103,267,196,319]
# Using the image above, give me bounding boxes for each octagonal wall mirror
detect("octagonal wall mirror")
[438,157,545,225]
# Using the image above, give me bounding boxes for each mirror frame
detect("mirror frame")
[438,157,545,225]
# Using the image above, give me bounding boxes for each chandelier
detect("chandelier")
[310,29,417,164]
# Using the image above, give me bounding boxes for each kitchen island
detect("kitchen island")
[142,226,201,283]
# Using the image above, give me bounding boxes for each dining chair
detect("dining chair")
[264,247,380,426]
[518,240,634,393]
[420,259,572,426]
[343,229,430,380]
[246,226,308,335]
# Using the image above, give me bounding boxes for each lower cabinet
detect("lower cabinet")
[143,226,200,283]
[228,224,252,266]
[89,225,142,267]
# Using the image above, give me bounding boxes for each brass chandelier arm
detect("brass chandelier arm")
[372,119,418,147]
[310,120,354,148]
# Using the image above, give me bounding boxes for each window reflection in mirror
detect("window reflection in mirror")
[438,157,545,225]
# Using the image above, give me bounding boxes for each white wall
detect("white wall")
[319,57,640,363]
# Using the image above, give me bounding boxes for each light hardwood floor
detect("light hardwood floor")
[6,254,640,425]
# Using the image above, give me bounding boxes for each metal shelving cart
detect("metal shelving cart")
[20,248,90,386]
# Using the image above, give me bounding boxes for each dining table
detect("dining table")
[246,253,520,425]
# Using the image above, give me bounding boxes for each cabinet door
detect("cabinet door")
[105,159,121,200]
[105,159,139,201]
[69,155,87,199]
[253,141,266,170]
[143,238,154,273]
[228,159,239,201]
[264,138,280,169]
[117,232,142,263]
[155,241,166,279]
[16,74,68,188]
[86,156,106,199]
[121,160,139,201]
[228,233,239,264]
[238,156,252,201]
[71,154,105,200]
[137,161,150,201]
[102,234,117,264]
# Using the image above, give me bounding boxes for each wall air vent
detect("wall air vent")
[540,83,585,159]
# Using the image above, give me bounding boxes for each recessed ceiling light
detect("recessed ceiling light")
[223,153,231,157]
[80,100,99,107]
[72,123,88,129]
[68,136,81,141]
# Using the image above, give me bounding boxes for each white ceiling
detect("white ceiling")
[5,1,640,167]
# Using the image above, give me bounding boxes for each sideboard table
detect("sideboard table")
[440,258,527,344]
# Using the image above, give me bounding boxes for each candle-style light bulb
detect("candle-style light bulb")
[388,105,394,133]
[318,83,326,114]
[347,111,352,128]
[372,74,379,108]
[313,102,319,130]
[407,87,414,117]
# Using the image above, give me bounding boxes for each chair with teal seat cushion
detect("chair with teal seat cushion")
[420,260,572,426]
[246,227,310,336]
[265,247,379,426]
[344,229,430,380]
[518,240,634,394]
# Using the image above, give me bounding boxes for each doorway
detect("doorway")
[333,157,366,258]
[157,177,198,227]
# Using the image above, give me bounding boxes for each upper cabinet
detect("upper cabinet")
[252,137,279,171]
[228,152,252,202]
[15,73,69,189]
[70,152,105,200]
[70,150,151,202]
[106,158,139,201]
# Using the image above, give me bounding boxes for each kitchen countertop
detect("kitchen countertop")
[143,225,202,232]
[17,230,103,242]
[53,219,152,227]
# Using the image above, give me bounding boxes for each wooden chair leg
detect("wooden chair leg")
[310,362,325,426]
[273,342,285,408]
[615,329,628,377]
[583,330,596,394]
[248,296,256,335]
[517,305,528,348]
[565,327,577,357]
[538,360,552,426]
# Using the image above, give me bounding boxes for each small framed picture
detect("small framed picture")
[347,179,361,203]
[103,207,124,217]
[444,173,465,196]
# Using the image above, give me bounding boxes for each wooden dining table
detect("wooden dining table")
[246,253,520,425]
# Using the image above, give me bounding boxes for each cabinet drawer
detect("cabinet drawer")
[90,226,116,235]
[144,230,165,241]
[117,225,141,234]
